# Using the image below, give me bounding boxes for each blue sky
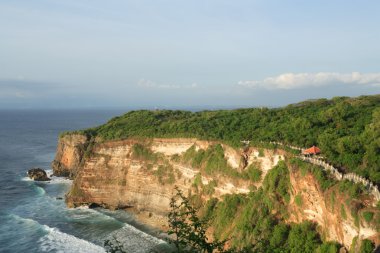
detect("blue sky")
[0,0,379,109]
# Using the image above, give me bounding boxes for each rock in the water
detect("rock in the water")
[27,168,51,181]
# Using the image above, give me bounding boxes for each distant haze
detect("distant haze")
[0,1,379,109]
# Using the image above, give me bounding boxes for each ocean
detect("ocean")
[0,110,169,253]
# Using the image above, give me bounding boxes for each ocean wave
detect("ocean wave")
[67,206,120,222]
[105,223,169,253]
[34,185,46,196]
[39,225,106,253]
[8,213,42,228]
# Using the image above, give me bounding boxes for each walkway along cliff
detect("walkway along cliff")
[268,141,380,202]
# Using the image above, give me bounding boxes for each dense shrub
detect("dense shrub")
[182,144,242,178]
[359,239,375,253]
[295,194,303,207]
[131,143,158,162]
[72,95,380,184]
[263,161,290,203]
[362,211,374,223]
[338,180,366,199]
[316,241,340,253]
[243,163,262,182]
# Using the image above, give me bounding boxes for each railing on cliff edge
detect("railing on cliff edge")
[240,140,380,202]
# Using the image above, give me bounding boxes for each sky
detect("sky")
[0,0,379,109]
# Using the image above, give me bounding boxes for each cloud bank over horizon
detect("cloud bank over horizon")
[238,72,380,90]
[138,79,198,89]
[0,1,379,109]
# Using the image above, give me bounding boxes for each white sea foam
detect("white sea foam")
[106,223,167,253]
[45,169,53,176]
[39,225,106,253]
[67,206,118,222]
[21,169,72,185]
[21,176,33,182]
[48,176,72,185]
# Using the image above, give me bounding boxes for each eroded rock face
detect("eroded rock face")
[28,168,50,181]
[51,135,379,249]
[287,169,379,249]
[64,140,246,204]
[55,138,268,229]
[51,134,88,178]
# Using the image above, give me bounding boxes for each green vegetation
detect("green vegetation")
[338,180,366,199]
[76,96,380,252]
[359,239,375,253]
[362,211,374,223]
[192,172,218,195]
[192,160,345,252]
[286,222,321,253]
[182,144,242,178]
[350,205,361,228]
[243,163,262,182]
[294,194,303,207]
[167,187,228,253]
[290,158,335,191]
[154,163,175,185]
[329,191,336,211]
[202,180,218,195]
[341,204,347,220]
[263,161,290,203]
[131,143,158,162]
[202,189,342,252]
[193,173,202,188]
[131,143,177,185]
[316,242,340,253]
[72,95,380,184]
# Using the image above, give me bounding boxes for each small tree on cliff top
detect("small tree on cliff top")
[168,186,229,253]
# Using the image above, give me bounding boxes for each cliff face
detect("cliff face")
[53,136,281,227]
[51,134,88,177]
[288,169,379,249]
[52,135,379,248]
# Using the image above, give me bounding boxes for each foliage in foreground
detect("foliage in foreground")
[167,187,229,253]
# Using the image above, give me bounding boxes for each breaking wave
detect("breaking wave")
[105,223,170,253]
[39,225,106,253]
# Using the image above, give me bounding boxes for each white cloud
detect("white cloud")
[238,72,380,90]
[138,79,198,89]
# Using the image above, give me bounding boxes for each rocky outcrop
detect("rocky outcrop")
[51,134,88,178]
[27,168,50,181]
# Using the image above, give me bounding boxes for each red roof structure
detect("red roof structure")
[302,146,321,155]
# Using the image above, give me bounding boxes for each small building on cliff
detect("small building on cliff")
[302,146,321,155]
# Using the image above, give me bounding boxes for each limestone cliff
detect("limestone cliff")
[53,136,281,227]
[51,134,89,177]
[52,135,379,249]
[288,168,379,249]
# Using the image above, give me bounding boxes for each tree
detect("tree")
[359,239,375,253]
[167,186,229,253]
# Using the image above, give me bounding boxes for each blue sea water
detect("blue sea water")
[0,110,167,253]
